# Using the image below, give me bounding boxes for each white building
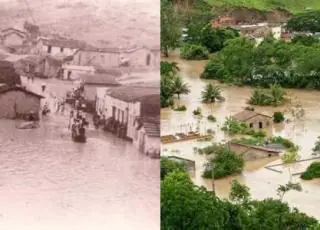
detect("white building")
[61,65,95,80]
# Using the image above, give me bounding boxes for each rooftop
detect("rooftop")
[231,110,272,122]
[0,84,44,99]
[80,73,121,86]
[135,116,160,137]
[106,86,159,102]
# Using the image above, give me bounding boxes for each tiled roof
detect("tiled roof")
[231,110,271,122]
[106,86,159,102]
[0,84,44,99]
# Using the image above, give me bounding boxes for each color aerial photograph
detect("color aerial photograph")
[161,0,320,229]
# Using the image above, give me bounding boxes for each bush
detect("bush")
[193,107,202,116]
[273,112,285,123]
[248,86,286,107]
[270,136,297,150]
[202,144,244,179]
[173,105,187,111]
[244,106,255,111]
[301,162,320,180]
[180,43,209,60]
[207,115,216,122]
[161,157,187,180]
[221,117,266,137]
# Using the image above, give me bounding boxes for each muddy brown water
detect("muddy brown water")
[161,51,320,219]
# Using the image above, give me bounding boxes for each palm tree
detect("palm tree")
[201,83,223,103]
[172,76,190,99]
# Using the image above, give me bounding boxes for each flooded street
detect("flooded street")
[0,79,159,230]
[161,51,320,219]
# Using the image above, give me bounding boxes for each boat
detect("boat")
[71,125,86,143]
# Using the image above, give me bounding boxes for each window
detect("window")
[47,45,52,53]
[259,122,263,129]
[249,123,253,128]
[60,47,64,53]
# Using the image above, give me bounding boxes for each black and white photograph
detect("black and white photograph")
[0,0,160,229]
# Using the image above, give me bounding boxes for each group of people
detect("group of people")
[70,110,89,135]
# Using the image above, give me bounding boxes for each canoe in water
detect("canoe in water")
[16,121,39,129]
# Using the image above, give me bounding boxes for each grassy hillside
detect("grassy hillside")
[0,0,159,48]
[206,0,320,13]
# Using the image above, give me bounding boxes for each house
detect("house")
[71,45,159,70]
[0,28,27,47]
[80,73,121,112]
[229,142,282,161]
[231,110,272,129]
[14,55,46,76]
[0,84,44,120]
[99,86,160,140]
[133,116,160,157]
[61,65,95,80]
[42,53,74,78]
[35,37,88,56]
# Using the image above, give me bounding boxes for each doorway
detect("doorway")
[259,122,263,129]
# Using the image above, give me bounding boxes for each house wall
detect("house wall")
[123,48,154,69]
[145,136,160,155]
[72,50,120,68]
[246,115,272,129]
[132,127,160,156]
[43,59,60,78]
[3,33,24,46]
[0,90,41,118]
[62,67,94,80]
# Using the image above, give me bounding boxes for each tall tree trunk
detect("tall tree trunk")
[164,46,169,57]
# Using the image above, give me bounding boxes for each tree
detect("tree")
[281,149,300,182]
[229,180,251,205]
[161,157,187,180]
[277,182,302,201]
[287,10,320,33]
[161,0,181,57]
[172,76,190,99]
[160,61,180,76]
[312,136,320,155]
[202,143,244,179]
[201,83,223,103]
[273,112,285,123]
[180,43,209,60]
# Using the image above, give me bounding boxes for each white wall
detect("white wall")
[3,33,24,46]
[271,26,282,40]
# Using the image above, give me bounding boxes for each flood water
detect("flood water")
[0,79,159,229]
[161,51,320,219]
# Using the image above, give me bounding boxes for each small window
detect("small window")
[259,122,263,129]
[60,47,64,53]
[47,45,52,53]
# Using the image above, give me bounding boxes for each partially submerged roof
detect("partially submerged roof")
[1,27,27,37]
[231,110,272,122]
[106,86,159,102]
[80,73,121,86]
[39,37,89,49]
[0,85,44,99]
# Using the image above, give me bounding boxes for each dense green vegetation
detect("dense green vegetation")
[161,0,181,57]
[160,61,190,108]
[180,43,209,60]
[248,85,287,106]
[161,171,319,230]
[200,143,245,179]
[201,83,224,103]
[273,111,285,123]
[161,157,187,180]
[301,161,320,180]
[287,10,320,32]
[205,0,320,13]
[221,117,266,137]
[201,37,320,89]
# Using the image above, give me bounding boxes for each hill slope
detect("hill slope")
[206,0,320,13]
[0,0,159,48]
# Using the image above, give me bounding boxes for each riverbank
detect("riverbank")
[161,53,320,219]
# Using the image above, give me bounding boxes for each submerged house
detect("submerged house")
[0,84,44,120]
[0,28,27,48]
[231,110,272,129]
[61,65,95,80]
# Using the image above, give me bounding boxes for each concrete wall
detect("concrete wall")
[132,127,160,156]
[0,90,41,119]
[271,26,282,39]
[246,115,272,130]
[62,67,94,80]
[3,33,24,46]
